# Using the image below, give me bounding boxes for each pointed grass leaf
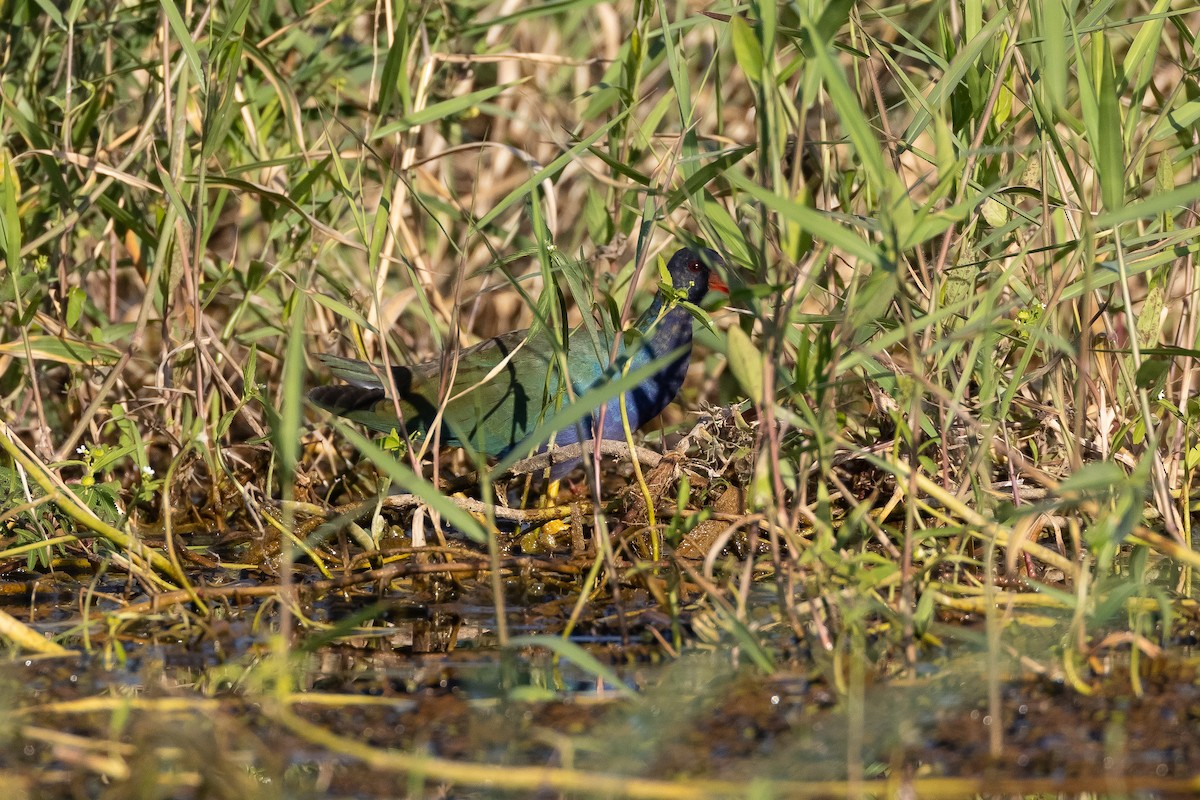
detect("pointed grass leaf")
[714,600,776,674]
[372,80,528,138]
[806,20,885,193]
[665,144,754,213]
[377,14,412,119]
[331,423,489,544]
[276,292,308,483]
[636,89,677,153]
[33,0,65,27]
[1122,0,1172,96]
[701,198,753,265]
[730,15,763,83]
[477,111,629,232]
[905,11,1009,143]
[728,172,882,267]
[0,150,20,265]
[1057,461,1128,496]
[1095,36,1124,215]
[726,325,764,404]
[0,335,121,365]
[201,43,245,160]
[1039,0,1067,109]
[814,0,855,43]
[584,143,652,186]
[1094,181,1200,229]
[156,0,204,85]
[461,0,606,35]
[297,600,394,654]
[1152,100,1200,141]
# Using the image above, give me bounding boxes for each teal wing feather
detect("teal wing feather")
[312,320,622,457]
[562,321,619,391]
[311,332,561,456]
[434,330,557,455]
[436,323,622,454]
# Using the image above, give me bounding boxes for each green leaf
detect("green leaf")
[1152,100,1200,140]
[1134,357,1170,391]
[275,292,307,483]
[1095,36,1124,214]
[0,335,121,365]
[66,286,86,329]
[372,79,528,138]
[242,346,259,400]
[665,144,754,213]
[1121,0,1172,95]
[728,172,882,268]
[730,16,763,83]
[1154,151,1176,231]
[1058,462,1127,495]
[156,0,204,86]
[1039,0,1066,109]
[806,19,886,193]
[713,599,776,674]
[814,0,856,43]
[903,11,1009,143]
[0,150,21,266]
[377,13,411,119]
[583,190,613,243]
[461,0,605,35]
[333,424,489,544]
[1094,181,1200,229]
[584,143,652,186]
[1136,283,1164,347]
[476,111,628,232]
[848,266,898,336]
[726,326,764,404]
[32,0,65,28]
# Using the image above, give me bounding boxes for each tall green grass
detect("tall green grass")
[1,0,1200,789]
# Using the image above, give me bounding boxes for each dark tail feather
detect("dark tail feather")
[310,353,416,434]
[308,384,386,415]
[313,353,385,388]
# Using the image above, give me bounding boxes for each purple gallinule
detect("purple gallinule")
[309,247,726,472]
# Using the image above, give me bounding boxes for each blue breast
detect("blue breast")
[541,303,695,474]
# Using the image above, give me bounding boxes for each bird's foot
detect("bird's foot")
[516,479,583,554]
[518,517,571,554]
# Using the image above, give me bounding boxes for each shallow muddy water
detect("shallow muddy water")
[3,562,1199,799]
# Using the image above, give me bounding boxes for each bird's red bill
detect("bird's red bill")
[708,274,729,293]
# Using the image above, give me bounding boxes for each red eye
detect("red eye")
[688,260,702,272]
